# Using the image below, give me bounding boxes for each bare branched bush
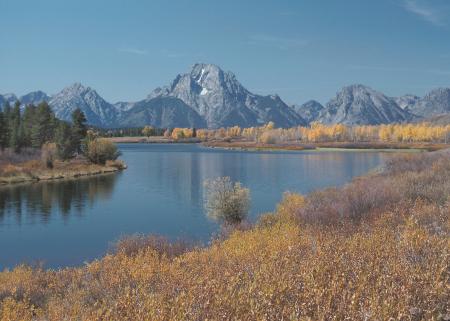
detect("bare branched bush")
[204,177,250,224]
[105,159,127,170]
[41,143,57,168]
[293,150,450,225]
[84,139,121,165]
[113,234,192,258]
[0,148,40,168]
[259,130,279,144]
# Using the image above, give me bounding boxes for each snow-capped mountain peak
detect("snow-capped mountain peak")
[148,63,304,128]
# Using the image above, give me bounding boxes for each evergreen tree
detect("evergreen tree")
[31,102,54,148]
[21,104,37,147]
[0,110,6,150]
[2,101,11,148]
[9,101,22,152]
[71,108,87,154]
[55,122,74,160]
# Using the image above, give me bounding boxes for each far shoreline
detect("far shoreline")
[108,136,449,152]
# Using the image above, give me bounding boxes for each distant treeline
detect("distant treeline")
[95,126,166,137]
[99,121,450,144]
[0,101,87,159]
[95,126,199,140]
[196,122,450,143]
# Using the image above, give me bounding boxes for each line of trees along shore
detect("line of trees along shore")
[0,101,86,158]
[0,101,120,166]
[195,122,450,143]
[99,122,450,143]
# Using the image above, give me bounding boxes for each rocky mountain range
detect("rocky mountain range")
[48,83,118,127]
[394,94,420,110]
[147,63,305,128]
[404,88,450,117]
[293,100,325,124]
[119,97,206,128]
[314,84,413,125]
[0,93,19,108]
[1,64,450,127]
[294,85,450,125]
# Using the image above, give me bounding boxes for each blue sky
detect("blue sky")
[1,0,450,105]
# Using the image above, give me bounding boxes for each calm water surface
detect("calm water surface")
[0,144,401,268]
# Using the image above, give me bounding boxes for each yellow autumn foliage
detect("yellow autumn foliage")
[195,122,450,144]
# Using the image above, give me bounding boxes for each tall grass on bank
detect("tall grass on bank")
[0,151,449,320]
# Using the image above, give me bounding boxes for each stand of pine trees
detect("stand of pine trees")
[0,101,87,160]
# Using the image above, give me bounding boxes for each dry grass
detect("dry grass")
[0,150,449,320]
[203,139,449,152]
[107,136,200,144]
[0,151,126,185]
[313,141,449,151]
[112,234,194,258]
[0,149,41,167]
[203,140,315,151]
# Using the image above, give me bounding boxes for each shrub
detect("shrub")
[276,192,305,222]
[257,212,280,228]
[105,159,126,170]
[141,126,155,138]
[84,139,121,165]
[41,143,57,168]
[259,130,279,144]
[163,128,171,138]
[0,164,22,177]
[113,234,192,258]
[171,128,186,140]
[204,177,250,224]
[0,148,41,166]
[295,175,404,225]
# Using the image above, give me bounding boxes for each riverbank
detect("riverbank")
[108,136,200,144]
[0,158,126,185]
[203,140,315,151]
[203,140,449,151]
[0,149,448,320]
[108,136,449,151]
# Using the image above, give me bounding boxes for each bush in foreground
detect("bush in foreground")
[204,176,250,224]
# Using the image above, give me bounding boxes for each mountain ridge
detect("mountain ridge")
[1,64,449,127]
[316,84,414,125]
[148,63,306,128]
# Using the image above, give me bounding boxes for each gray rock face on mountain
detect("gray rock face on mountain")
[49,83,118,127]
[113,101,135,113]
[149,63,306,128]
[20,91,50,106]
[407,88,450,117]
[1,91,49,111]
[317,85,412,125]
[119,97,206,128]
[421,113,450,125]
[394,94,420,110]
[293,100,325,124]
